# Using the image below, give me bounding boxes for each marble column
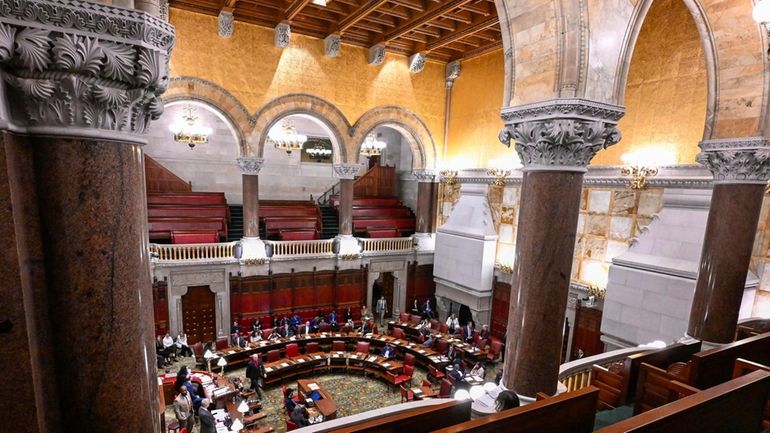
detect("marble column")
[498,100,624,397]
[236,157,267,262]
[333,164,361,254]
[688,138,770,344]
[0,4,174,433]
[413,169,438,250]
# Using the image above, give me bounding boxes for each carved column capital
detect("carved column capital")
[368,44,385,65]
[333,163,361,179]
[409,52,426,73]
[236,156,264,175]
[412,169,438,182]
[0,0,175,144]
[445,60,461,88]
[499,99,624,172]
[696,137,770,184]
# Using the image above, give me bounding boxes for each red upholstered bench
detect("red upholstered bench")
[147,205,229,219]
[352,217,414,233]
[366,227,401,238]
[147,192,226,206]
[149,217,227,241]
[171,231,220,244]
[330,196,402,208]
[264,217,320,238]
[279,229,319,240]
[352,207,413,218]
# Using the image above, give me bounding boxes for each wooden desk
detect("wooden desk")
[413,385,438,400]
[298,379,338,420]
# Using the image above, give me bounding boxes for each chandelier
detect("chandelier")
[360,133,386,157]
[306,141,332,162]
[169,106,212,149]
[268,119,307,154]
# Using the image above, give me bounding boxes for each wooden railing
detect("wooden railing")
[268,239,335,257]
[558,347,649,392]
[150,242,236,261]
[361,237,414,253]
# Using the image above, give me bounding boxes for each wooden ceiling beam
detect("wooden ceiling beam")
[336,0,390,34]
[389,0,425,12]
[381,0,473,42]
[458,39,503,61]
[424,14,498,52]
[284,0,312,21]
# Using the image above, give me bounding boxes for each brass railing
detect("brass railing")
[558,347,649,392]
[150,242,237,261]
[268,239,335,257]
[360,237,414,253]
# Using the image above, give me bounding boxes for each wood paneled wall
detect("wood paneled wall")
[491,277,510,339]
[407,262,436,306]
[153,279,169,336]
[230,268,368,320]
[354,165,396,197]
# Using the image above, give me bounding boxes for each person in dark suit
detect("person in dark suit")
[291,403,311,427]
[411,298,419,314]
[463,321,474,344]
[198,398,216,433]
[328,311,338,330]
[284,388,297,412]
[345,306,353,322]
[380,344,395,359]
[233,333,247,348]
[245,355,264,400]
[422,299,432,318]
[251,319,262,333]
[231,320,241,336]
[299,321,312,337]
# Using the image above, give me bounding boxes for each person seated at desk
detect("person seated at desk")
[318,317,329,331]
[176,332,193,358]
[478,324,490,341]
[344,318,355,330]
[279,321,294,338]
[446,314,459,334]
[345,306,353,322]
[422,334,437,348]
[381,344,396,359]
[361,305,371,321]
[156,336,172,366]
[470,361,485,379]
[249,330,262,343]
[495,390,520,412]
[284,388,297,412]
[290,313,301,331]
[360,320,372,334]
[411,298,419,314]
[448,363,464,382]
[417,318,430,330]
[291,402,311,427]
[268,328,282,340]
[231,320,242,336]
[198,398,216,433]
[328,311,338,330]
[162,332,177,359]
[422,299,433,318]
[299,321,312,337]
[232,332,247,348]
[251,319,262,333]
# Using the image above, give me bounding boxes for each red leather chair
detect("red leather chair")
[267,349,280,363]
[286,419,298,431]
[215,338,228,350]
[355,341,370,354]
[392,328,405,340]
[285,343,300,359]
[435,339,449,355]
[403,353,415,367]
[438,379,453,398]
[372,324,379,335]
[430,319,440,330]
[319,324,332,333]
[261,328,272,340]
[385,364,414,390]
[399,312,410,322]
[428,364,445,382]
[332,340,346,352]
[475,338,488,350]
[410,314,421,325]
[305,342,320,354]
[439,323,449,334]
[422,379,432,388]
[487,340,503,362]
[400,385,415,402]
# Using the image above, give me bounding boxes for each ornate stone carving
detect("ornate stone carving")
[445,60,461,88]
[333,163,361,179]
[0,0,175,143]
[409,52,426,73]
[412,169,437,182]
[275,23,290,48]
[218,10,234,38]
[236,156,264,175]
[696,137,770,183]
[499,99,624,172]
[324,34,340,57]
[368,44,385,65]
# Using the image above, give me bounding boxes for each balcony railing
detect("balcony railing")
[361,237,414,253]
[558,347,649,392]
[268,239,335,258]
[150,242,237,262]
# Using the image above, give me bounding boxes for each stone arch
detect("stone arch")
[163,77,251,152]
[350,107,437,170]
[250,94,350,164]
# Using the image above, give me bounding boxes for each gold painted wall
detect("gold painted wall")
[168,9,446,152]
[445,50,507,168]
[594,0,707,166]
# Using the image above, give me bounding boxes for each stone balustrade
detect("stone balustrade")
[150,242,237,261]
[361,237,414,253]
[268,239,336,258]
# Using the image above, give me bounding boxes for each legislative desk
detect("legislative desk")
[298,379,338,420]
[262,351,404,385]
[387,320,489,362]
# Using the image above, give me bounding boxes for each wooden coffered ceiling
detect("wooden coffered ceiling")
[169,0,502,62]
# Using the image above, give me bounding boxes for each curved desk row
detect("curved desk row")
[261,351,405,385]
[386,320,490,362]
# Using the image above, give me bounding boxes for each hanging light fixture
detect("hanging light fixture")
[268,119,307,154]
[360,133,387,157]
[306,141,332,162]
[168,105,213,149]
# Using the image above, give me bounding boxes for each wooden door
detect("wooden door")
[181,285,216,345]
[381,273,395,317]
[571,302,604,360]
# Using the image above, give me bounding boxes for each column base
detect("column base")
[412,232,435,251]
[336,234,361,256]
[240,237,267,261]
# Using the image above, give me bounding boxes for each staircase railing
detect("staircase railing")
[360,237,414,253]
[149,242,237,262]
[558,347,649,392]
[317,182,340,206]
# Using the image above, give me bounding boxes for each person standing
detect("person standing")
[173,385,194,433]
[198,398,216,433]
[245,355,264,400]
[446,314,459,334]
[376,296,388,325]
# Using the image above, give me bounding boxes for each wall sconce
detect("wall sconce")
[587,284,606,300]
[487,168,511,186]
[621,165,658,190]
[497,263,513,274]
[440,169,458,185]
[754,0,770,57]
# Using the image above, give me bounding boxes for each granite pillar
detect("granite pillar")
[236,157,264,238]
[688,138,770,344]
[497,99,624,397]
[0,3,173,431]
[415,177,438,233]
[339,178,354,235]
[333,164,360,255]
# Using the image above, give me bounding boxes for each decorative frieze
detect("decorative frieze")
[412,169,438,183]
[324,34,341,57]
[218,10,234,38]
[368,44,385,65]
[499,99,624,172]
[0,0,175,143]
[333,163,361,179]
[275,23,290,48]
[236,156,264,175]
[409,52,426,73]
[696,137,770,184]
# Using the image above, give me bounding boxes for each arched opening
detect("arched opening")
[355,125,417,213]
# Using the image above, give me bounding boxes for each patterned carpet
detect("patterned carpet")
[163,357,504,433]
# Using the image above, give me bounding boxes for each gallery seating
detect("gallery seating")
[147,192,229,242]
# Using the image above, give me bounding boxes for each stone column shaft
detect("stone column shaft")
[688,138,770,343]
[237,157,264,239]
[414,170,438,234]
[339,178,354,235]
[498,99,623,397]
